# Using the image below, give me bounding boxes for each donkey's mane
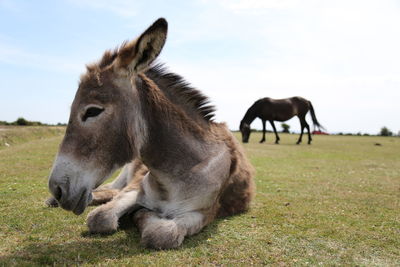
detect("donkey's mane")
[145,64,215,122]
[85,46,215,123]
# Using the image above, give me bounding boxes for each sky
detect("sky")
[0,0,399,134]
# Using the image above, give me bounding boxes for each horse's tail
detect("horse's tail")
[308,101,324,131]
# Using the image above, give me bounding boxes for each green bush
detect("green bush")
[15,117,30,126]
[281,123,290,133]
[379,127,393,136]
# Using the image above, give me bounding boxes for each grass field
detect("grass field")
[0,126,64,149]
[0,127,399,266]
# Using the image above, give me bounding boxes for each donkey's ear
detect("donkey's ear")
[116,18,168,73]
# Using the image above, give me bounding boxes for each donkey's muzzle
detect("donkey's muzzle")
[48,177,67,204]
[48,177,91,215]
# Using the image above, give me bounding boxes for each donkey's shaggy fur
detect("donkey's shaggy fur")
[48,18,255,249]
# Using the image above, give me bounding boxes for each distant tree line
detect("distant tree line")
[1,119,398,136]
[336,126,398,136]
[0,117,66,126]
[248,124,398,137]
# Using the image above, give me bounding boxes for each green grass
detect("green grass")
[0,126,65,149]
[0,128,399,266]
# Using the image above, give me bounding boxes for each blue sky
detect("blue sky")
[1,0,399,134]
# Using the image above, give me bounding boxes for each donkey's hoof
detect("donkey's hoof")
[45,196,59,207]
[140,221,184,250]
[87,208,118,234]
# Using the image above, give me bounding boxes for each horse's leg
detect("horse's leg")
[134,209,206,249]
[259,119,266,143]
[305,120,312,144]
[87,187,140,234]
[269,120,280,144]
[296,117,305,144]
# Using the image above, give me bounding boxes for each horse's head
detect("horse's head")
[48,18,168,215]
[239,121,251,143]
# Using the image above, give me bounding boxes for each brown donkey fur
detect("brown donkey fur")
[47,18,255,249]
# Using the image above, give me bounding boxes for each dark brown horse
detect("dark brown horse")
[239,97,323,144]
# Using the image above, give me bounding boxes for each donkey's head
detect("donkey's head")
[239,121,251,143]
[48,18,168,215]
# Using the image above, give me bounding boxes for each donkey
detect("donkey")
[47,18,255,249]
[239,97,323,144]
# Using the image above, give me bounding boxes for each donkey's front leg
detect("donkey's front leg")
[87,188,139,234]
[134,209,206,249]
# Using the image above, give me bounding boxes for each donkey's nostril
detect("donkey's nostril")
[54,186,62,201]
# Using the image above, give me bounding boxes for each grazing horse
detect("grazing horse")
[239,97,323,144]
[47,18,255,249]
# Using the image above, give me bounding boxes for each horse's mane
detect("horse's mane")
[85,46,215,123]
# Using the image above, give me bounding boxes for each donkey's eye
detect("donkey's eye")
[82,107,104,122]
